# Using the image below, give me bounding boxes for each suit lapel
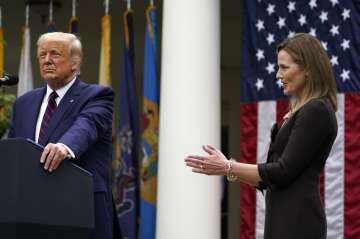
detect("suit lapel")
[25,88,46,140]
[41,78,84,144]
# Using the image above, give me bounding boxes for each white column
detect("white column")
[157,0,221,239]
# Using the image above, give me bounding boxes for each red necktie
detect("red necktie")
[38,91,58,144]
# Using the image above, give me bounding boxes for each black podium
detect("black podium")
[0,138,94,239]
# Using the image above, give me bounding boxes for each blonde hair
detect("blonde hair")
[37,32,82,72]
[277,33,337,112]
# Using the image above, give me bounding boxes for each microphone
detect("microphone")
[0,73,19,86]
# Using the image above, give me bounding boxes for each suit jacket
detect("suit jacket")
[258,99,338,239]
[9,77,115,239]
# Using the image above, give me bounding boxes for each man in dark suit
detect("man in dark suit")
[9,32,115,239]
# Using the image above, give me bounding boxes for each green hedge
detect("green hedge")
[0,90,15,138]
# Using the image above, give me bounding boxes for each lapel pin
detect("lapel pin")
[69,99,74,103]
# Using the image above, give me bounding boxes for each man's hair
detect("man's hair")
[37,32,82,72]
[277,33,337,112]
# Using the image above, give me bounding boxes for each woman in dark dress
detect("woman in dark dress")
[184,33,338,239]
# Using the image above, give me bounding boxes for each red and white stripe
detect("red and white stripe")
[240,94,360,239]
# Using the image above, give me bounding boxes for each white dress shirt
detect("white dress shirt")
[35,77,77,158]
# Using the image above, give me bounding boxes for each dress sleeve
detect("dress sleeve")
[258,100,334,187]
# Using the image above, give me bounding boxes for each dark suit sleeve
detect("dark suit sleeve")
[58,86,114,158]
[258,100,333,187]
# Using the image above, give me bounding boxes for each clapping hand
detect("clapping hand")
[184,144,229,176]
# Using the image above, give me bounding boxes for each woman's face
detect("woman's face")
[276,50,306,97]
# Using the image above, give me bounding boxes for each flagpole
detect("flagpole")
[69,0,78,34]
[72,0,76,17]
[0,7,2,29]
[104,0,109,15]
[25,5,30,26]
[49,0,53,23]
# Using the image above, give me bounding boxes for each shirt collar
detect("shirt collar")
[45,76,77,101]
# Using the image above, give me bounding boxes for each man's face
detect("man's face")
[38,40,75,88]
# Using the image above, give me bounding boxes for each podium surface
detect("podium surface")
[0,138,94,239]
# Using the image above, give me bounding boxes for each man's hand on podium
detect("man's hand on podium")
[40,143,70,172]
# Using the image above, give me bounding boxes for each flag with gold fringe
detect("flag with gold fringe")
[98,14,111,86]
[112,9,139,239]
[139,3,159,239]
[17,25,33,97]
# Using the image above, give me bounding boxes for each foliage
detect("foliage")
[0,90,15,138]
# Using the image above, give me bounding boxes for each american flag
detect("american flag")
[240,0,360,238]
